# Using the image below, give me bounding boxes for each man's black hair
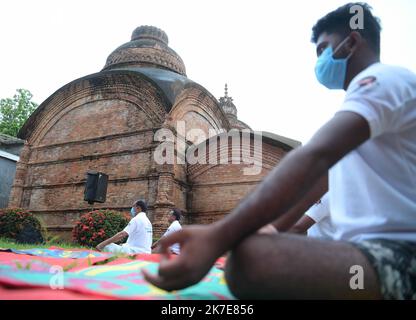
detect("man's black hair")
[171,208,182,221]
[135,200,147,213]
[311,2,382,56]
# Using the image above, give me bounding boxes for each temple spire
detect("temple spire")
[218,83,251,130]
[219,83,236,118]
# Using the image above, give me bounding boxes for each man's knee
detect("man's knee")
[224,233,316,299]
[103,243,121,253]
[225,235,268,299]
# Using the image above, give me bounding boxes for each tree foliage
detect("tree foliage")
[0,89,38,137]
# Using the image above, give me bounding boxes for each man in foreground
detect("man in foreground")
[143,3,416,299]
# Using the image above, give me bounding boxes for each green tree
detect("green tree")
[0,89,38,137]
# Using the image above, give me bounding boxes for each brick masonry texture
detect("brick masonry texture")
[9,26,299,240]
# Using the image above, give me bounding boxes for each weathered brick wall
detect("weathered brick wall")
[9,73,169,240]
[188,138,288,225]
[172,163,189,223]
[169,87,231,143]
[7,24,304,242]
[9,70,297,242]
[164,85,232,228]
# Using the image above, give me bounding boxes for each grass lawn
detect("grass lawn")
[0,237,91,250]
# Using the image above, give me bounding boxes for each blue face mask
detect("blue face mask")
[315,37,353,90]
[130,207,136,218]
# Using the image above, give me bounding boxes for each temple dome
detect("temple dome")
[103,25,186,76]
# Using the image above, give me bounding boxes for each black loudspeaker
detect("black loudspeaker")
[84,171,108,204]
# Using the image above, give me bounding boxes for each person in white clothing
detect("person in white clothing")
[305,193,334,239]
[258,193,335,240]
[144,3,416,300]
[286,193,335,239]
[152,208,182,254]
[96,200,153,254]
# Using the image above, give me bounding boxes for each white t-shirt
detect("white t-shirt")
[123,211,153,254]
[162,220,182,254]
[329,62,416,242]
[305,193,335,239]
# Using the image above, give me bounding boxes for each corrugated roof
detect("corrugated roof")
[0,149,19,161]
[0,133,24,145]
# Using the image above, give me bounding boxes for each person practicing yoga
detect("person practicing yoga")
[96,200,153,254]
[259,192,335,240]
[143,2,416,299]
[152,208,182,255]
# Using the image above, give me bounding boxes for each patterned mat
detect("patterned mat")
[9,247,110,259]
[0,248,233,300]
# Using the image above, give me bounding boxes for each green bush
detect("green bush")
[72,210,130,247]
[0,208,44,244]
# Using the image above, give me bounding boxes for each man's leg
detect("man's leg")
[225,233,382,299]
[103,243,122,253]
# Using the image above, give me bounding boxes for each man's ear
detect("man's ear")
[347,31,363,52]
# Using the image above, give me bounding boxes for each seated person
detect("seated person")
[96,200,153,254]
[290,193,335,239]
[152,208,182,255]
[143,3,416,300]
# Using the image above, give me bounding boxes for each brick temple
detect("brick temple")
[9,26,300,240]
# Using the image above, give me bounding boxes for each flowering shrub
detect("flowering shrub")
[72,210,130,247]
[0,208,43,243]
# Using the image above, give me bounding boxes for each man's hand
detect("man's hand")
[151,241,159,250]
[257,224,278,235]
[144,112,370,292]
[142,225,224,291]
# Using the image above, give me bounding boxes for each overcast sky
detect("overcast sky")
[1,0,415,144]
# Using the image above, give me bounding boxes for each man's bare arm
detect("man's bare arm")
[257,174,327,234]
[144,111,370,290]
[270,173,327,232]
[96,231,128,251]
[214,111,369,248]
[288,215,317,234]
